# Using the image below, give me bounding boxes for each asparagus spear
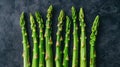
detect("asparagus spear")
[90,15,99,67]
[45,5,53,67]
[71,6,79,67]
[30,13,39,67]
[20,12,30,67]
[79,8,87,67]
[35,12,45,67]
[55,10,64,67]
[63,16,71,67]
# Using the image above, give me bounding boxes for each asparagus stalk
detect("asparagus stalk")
[30,13,39,67]
[63,16,71,67]
[90,15,99,67]
[71,6,79,67]
[55,10,64,67]
[20,12,30,67]
[35,12,45,67]
[45,5,53,67]
[79,8,87,67]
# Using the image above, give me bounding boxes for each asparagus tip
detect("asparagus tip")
[96,15,99,19]
[48,5,53,13]
[20,12,25,27]
[30,13,33,20]
[58,10,64,21]
[79,8,84,19]
[94,15,99,23]
[71,6,76,21]
[21,12,24,16]
[71,6,75,10]
[47,5,53,19]
[35,11,39,15]
[66,16,69,19]
[35,11,42,23]
[20,12,24,20]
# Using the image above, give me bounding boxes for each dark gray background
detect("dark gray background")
[0,0,120,67]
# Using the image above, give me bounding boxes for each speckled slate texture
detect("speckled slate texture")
[0,0,120,67]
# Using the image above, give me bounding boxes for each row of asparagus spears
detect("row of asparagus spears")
[20,5,99,67]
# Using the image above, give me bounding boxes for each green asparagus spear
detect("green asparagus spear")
[35,11,45,67]
[71,6,79,67]
[20,12,30,67]
[90,15,99,67]
[30,13,39,67]
[55,10,65,67]
[79,8,87,67]
[45,5,53,67]
[63,16,71,67]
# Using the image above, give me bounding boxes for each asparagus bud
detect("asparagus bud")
[20,12,30,67]
[55,10,65,67]
[35,11,45,67]
[63,16,71,67]
[45,5,54,67]
[71,6,79,67]
[79,8,87,67]
[30,13,39,67]
[90,15,99,67]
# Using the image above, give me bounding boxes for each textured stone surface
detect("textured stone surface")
[0,0,120,67]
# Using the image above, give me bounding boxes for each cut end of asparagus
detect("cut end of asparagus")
[58,10,64,22]
[47,5,53,19]
[79,8,84,21]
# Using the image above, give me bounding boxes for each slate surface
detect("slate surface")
[0,0,120,67]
